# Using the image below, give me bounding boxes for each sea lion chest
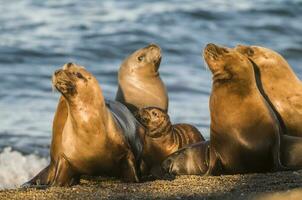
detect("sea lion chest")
[60,117,118,174]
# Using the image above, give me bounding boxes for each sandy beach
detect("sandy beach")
[1,170,301,200]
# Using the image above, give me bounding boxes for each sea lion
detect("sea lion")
[233,47,302,169]
[161,141,210,176]
[48,44,168,178]
[235,45,302,137]
[115,44,169,113]
[280,135,302,169]
[204,43,286,175]
[24,63,143,187]
[136,107,204,173]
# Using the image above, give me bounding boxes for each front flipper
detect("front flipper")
[205,147,222,176]
[51,154,80,186]
[120,152,140,183]
[21,163,56,188]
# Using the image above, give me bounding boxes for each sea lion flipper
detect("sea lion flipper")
[51,154,79,186]
[24,165,50,186]
[120,152,140,183]
[205,148,222,176]
[21,164,56,188]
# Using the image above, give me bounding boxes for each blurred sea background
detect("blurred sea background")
[0,0,301,189]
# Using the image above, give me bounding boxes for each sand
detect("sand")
[0,170,302,200]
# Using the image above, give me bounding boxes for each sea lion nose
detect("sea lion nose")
[63,62,74,70]
[54,69,62,75]
[148,43,160,50]
[205,43,219,52]
[205,43,228,55]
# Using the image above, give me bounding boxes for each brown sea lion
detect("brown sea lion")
[136,107,204,173]
[24,63,143,187]
[161,135,302,176]
[280,135,302,168]
[161,141,210,175]
[204,43,286,175]
[115,44,169,113]
[235,45,302,138]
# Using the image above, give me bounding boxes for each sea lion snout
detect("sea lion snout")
[137,109,151,125]
[204,43,229,59]
[204,43,232,74]
[146,43,162,66]
[54,69,62,76]
[63,62,74,70]
[52,63,90,97]
[147,43,161,51]
[52,67,78,96]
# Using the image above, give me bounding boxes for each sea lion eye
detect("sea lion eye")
[138,55,145,62]
[76,72,85,79]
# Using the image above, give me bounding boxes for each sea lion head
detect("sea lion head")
[137,107,171,137]
[52,63,102,102]
[120,44,162,76]
[235,45,290,72]
[203,43,255,94]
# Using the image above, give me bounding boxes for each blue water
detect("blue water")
[0,0,301,188]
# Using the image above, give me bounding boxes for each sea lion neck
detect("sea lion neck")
[65,95,108,132]
[254,58,300,85]
[119,63,159,79]
[212,75,255,98]
[148,120,172,138]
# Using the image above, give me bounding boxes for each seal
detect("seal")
[204,43,285,175]
[235,45,302,137]
[24,63,143,187]
[136,107,205,174]
[161,141,210,176]
[115,44,169,113]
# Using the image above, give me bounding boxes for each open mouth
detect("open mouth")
[153,56,162,71]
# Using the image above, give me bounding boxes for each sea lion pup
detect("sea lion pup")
[115,44,169,113]
[161,141,210,176]
[235,45,302,137]
[24,63,142,187]
[136,107,205,174]
[204,43,286,175]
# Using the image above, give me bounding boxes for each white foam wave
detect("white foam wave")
[0,147,48,190]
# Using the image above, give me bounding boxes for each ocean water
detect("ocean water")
[0,0,301,189]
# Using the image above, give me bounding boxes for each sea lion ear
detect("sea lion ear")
[246,48,254,56]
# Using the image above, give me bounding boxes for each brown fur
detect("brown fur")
[115,44,168,113]
[235,45,302,169]
[235,45,302,137]
[204,43,285,175]
[136,107,204,173]
[24,63,140,187]
[161,141,210,175]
